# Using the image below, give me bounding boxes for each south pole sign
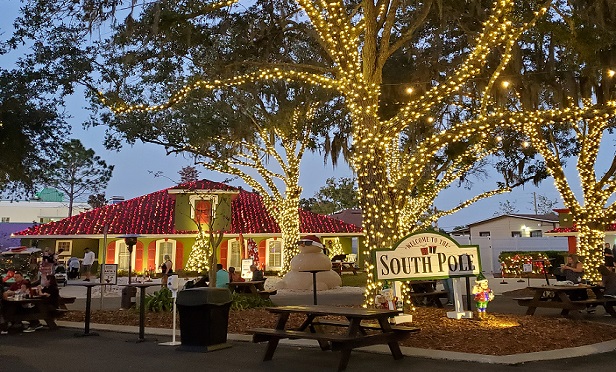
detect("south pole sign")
[373,231,481,281]
[373,231,481,320]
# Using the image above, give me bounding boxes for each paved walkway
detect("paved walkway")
[3,274,616,371]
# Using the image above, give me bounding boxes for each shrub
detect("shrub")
[143,288,174,312]
[230,293,273,310]
[498,251,567,277]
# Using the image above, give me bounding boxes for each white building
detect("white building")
[451,214,568,274]
[0,200,91,224]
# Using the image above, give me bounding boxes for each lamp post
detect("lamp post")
[118,234,140,310]
[120,235,139,284]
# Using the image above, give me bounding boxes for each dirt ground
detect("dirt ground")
[62,296,616,356]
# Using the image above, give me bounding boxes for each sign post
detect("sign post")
[373,231,481,320]
[101,264,118,285]
[241,258,253,280]
[160,274,181,346]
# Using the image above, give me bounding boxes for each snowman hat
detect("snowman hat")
[297,235,323,248]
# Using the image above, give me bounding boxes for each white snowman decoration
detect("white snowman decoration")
[276,235,342,290]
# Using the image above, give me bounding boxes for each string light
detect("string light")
[99,0,616,303]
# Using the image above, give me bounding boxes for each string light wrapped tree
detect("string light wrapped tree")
[99,0,553,306]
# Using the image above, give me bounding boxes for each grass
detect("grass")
[341,271,367,287]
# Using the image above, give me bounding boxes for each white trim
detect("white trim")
[189,195,219,222]
[55,240,72,255]
[13,232,364,239]
[226,238,243,269]
[114,240,136,271]
[265,238,283,271]
[167,189,239,195]
[155,239,176,271]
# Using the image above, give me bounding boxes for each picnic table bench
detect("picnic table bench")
[228,281,277,300]
[408,281,448,308]
[515,284,616,317]
[58,296,76,310]
[250,305,419,371]
[331,262,358,276]
[1,296,64,330]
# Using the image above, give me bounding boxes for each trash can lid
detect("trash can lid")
[176,287,232,306]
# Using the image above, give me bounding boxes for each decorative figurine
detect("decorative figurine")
[471,274,494,320]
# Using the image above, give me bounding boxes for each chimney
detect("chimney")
[110,196,125,205]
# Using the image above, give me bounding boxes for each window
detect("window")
[267,240,282,270]
[115,241,135,271]
[156,239,176,270]
[1,217,9,222]
[228,240,242,269]
[55,240,72,255]
[511,231,522,238]
[195,200,212,224]
[530,230,543,237]
[479,232,491,237]
[190,195,218,225]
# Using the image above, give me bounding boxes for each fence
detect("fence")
[451,236,568,274]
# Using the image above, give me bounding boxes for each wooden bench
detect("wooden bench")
[409,290,448,308]
[251,327,410,351]
[58,296,76,310]
[332,262,358,276]
[257,290,277,300]
[251,305,413,371]
[1,298,63,329]
[311,319,420,334]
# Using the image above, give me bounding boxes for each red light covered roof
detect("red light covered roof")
[14,180,362,237]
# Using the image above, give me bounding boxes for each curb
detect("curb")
[56,321,616,364]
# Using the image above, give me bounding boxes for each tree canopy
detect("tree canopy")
[42,139,114,216]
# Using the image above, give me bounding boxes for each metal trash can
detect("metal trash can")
[121,285,137,309]
[176,287,233,352]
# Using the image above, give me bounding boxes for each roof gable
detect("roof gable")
[14,179,361,237]
[468,213,559,227]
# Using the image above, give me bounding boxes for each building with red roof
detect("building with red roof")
[545,208,616,253]
[13,180,363,274]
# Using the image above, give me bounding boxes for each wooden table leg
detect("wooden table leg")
[378,317,403,360]
[262,313,291,361]
[525,290,543,315]
[263,338,281,361]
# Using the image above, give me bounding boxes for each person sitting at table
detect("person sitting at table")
[250,264,265,290]
[215,264,229,288]
[599,265,616,297]
[562,254,588,302]
[228,267,244,283]
[7,271,26,292]
[39,275,60,309]
[228,267,245,293]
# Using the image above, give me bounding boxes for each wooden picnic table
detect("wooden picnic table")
[331,262,357,275]
[408,280,448,308]
[1,296,62,330]
[250,305,419,371]
[515,284,616,317]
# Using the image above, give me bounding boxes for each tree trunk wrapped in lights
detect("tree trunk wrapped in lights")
[516,112,616,283]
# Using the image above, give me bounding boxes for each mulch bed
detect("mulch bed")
[62,304,616,355]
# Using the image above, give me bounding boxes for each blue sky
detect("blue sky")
[3,1,606,232]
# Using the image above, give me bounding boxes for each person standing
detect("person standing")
[160,255,173,288]
[604,243,614,272]
[82,248,96,282]
[39,249,56,286]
